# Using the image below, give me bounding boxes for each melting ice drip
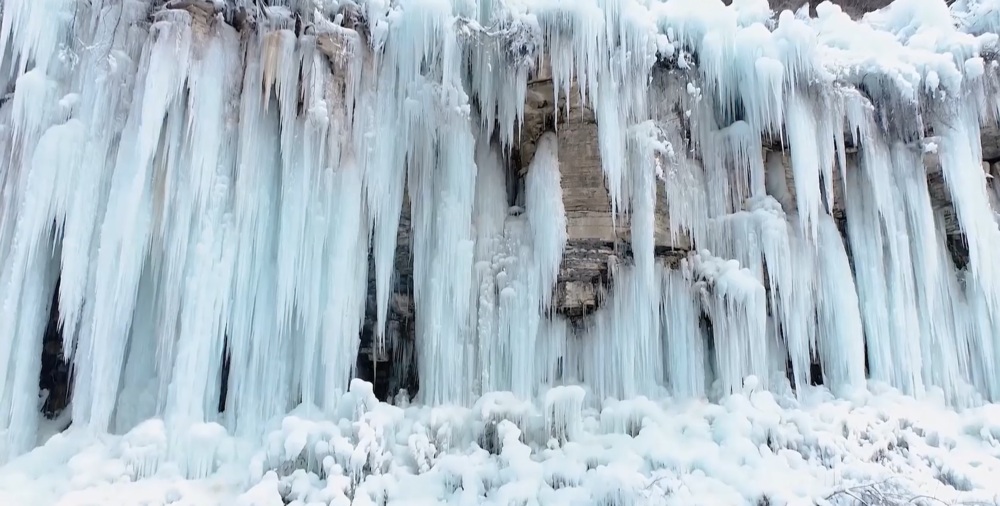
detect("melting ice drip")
[2,0,1000,471]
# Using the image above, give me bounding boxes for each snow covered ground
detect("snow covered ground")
[2,381,1000,506]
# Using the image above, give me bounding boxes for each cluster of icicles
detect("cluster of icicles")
[2,0,1000,469]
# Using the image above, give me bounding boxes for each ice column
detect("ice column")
[75,12,193,432]
[661,268,707,399]
[683,250,768,396]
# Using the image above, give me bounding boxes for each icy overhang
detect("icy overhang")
[151,0,1000,151]
[142,0,1000,290]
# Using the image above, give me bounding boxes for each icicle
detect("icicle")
[359,23,405,365]
[785,92,823,242]
[0,0,75,79]
[649,71,709,245]
[224,30,288,436]
[703,146,818,394]
[114,264,160,434]
[573,265,663,401]
[931,98,1000,400]
[0,59,83,463]
[814,213,866,393]
[892,142,973,404]
[733,23,785,137]
[466,4,535,150]
[534,0,657,218]
[535,316,568,388]
[147,97,192,418]
[472,132,508,395]
[843,146,924,396]
[661,268,706,399]
[462,128,566,400]
[162,20,240,428]
[682,250,768,397]
[930,213,983,405]
[0,241,59,462]
[269,28,305,353]
[294,39,335,409]
[76,11,194,432]
[320,152,369,415]
[494,212,541,399]
[525,132,566,310]
[543,385,585,444]
[706,194,816,394]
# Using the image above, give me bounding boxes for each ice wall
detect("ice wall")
[2,0,1000,466]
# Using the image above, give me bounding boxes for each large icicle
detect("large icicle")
[785,93,824,242]
[224,29,288,436]
[932,100,1000,400]
[76,12,194,432]
[525,132,566,312]
[58,0,150,367]
[162,19,240,429]
[472,132,510,396]
[844,144,924,397]
[407,2,479,405]
[661,268,706,399]
[682,250,768,397]
[705,152,818,394]
[814,213,866,393]
[572,265,664,402]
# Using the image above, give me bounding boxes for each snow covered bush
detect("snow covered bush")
[543,386,585,445]
[474,392,536,455]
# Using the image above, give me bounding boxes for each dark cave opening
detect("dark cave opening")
[39,277,72,420]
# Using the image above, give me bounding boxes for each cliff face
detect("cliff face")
[8,0,1000,460]
[355,79,1000,401]
[516,69,691,319]
[502,75,996,320]
[350,0,1000,402]
[503,0,999,321]
[34,0,998,407]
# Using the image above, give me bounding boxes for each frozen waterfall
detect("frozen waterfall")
[3,0,1000,478]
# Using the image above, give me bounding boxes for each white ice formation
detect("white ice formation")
[3,0,1000,491]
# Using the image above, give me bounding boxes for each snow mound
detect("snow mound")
[2,383,1000,506]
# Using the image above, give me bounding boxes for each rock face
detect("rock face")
[518,65,695,319]
[521,98,624,319]
[513,65,999,330]
[730,0,895,18]
[276,45,1000,400]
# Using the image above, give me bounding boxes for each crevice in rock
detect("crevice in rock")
[218,334,231,413]
[356,192,419,403]
[39,277,72,420]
